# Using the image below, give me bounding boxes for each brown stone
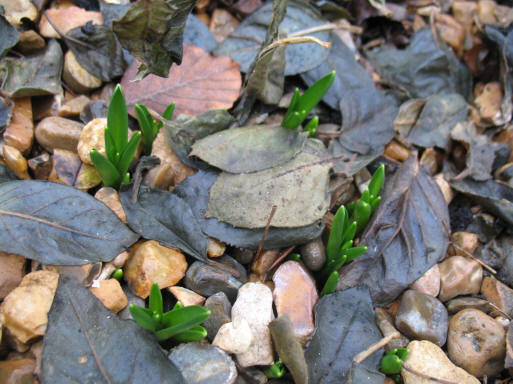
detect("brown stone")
[35,116,84,153]
[207,237,226,258]
[446,297,492,315]
[375,308,410,352]
[168,286,206,306]
[448,309,505,377]
[475,81,503,124]
[434,173,454,204]
[1,271,58,346]
[94,187,126,222]
[384,140,410,162]
[142,130,195,189]
[419,147,440,175]
[39,6,103,38]
[435,14,465,52]
[17,30,45,54]
[438,256,482,302]
[74,163,101,190]
[58,95,90,117]
[89,279,128,313]
[48,149,82,185]
[77,118,107,165]
[209,9,240,43]
[477,0,498,24]
[0,253,26,300]
[2,145,30,180]
[481,276,513,317]
[4,97,34,154]
[0,359,35,384]
[272,261,318,345]
[43,263,101,286]
[63,50,102,94]
[450,231,480,255]
[0,0,38,26]
[251,249,280,277]
[411,264,440,297]
[27,153,52,180]
[124,240,188,299]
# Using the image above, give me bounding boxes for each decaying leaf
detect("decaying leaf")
[174,170,325,249]
[41,276,185,384]
[0,180,138,265]
[1,39,63,97]
[119,185,209,262]
[305,287,383,384]
[190,124,307,173]
[121,44,241,117]
[112,0,195,79]
[394,99,426,137]
[164,109,235,169]
[0,13,18,59]
[368,27,472,99]
[184,14,217,52]
[0,97,12,129]
[206,139,330,228]
[337,155,450,305]
[213,0,331,76]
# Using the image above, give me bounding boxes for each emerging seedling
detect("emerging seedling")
[130,283,211,342]
[281,71,335,131]
[90,84,142,190]
[134,102,175,154]
[263,360,285,379]
[380,348,409,383]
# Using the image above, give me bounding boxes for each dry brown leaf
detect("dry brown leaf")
[39,6,103,38]
[121,44,242,117]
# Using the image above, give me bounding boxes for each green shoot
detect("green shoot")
[134,102,175,154]
[320,271,339,296]
[281,71,335,131]
[90,84,141,190]
[380,348,409,383]
[263,361,285,379]
[111,268,123,281]
[130,282,210,342]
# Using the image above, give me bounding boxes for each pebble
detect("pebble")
[185,261,243,302]
[76,118,107,165]
[451,231,480,255]
[168,342,237,384]
[481,276,513,317]
[251,249,280,277]
[212,318,253,354]
[395,289,448,347]
[94,187,126,222]
[506,321,513,370]
[74,163,102,190]
[410,264,440,297]
[234,367,267,384]
[62,51,102,94]
[209,9,240,42]
[434,173,454,204]
[89,278,128,314]
[475,82,503,124]
[142,130,195,189]
[168,286,206,306]
[384,140,410,162]
[0,253,26,300]
[207,238,226,258]
[17,30,46,54]
[203,292,232,342]
[419,147,439,175]
[232,282,274,367]
[447,309,505,377]
[0,271,58,348]
[375,308,410,352]
[435,14,464,52]
[477,0,497,24]
[35,116,84,153]
[0,359,36,383]
[446,297,492,315]
[4,97,34,155]
[124,240,187,299]
[401,340,480,384]
[43,263,101,287]
[27,153,52,180]
[58,95,91,118]
[438,256,482,302]
[272,261,318,345]
[39,6,103,38]
[48,149,81,185]
[299,237,326,272]
[2,145,30,180]
[0,0,38,26]
[232,248,254,265]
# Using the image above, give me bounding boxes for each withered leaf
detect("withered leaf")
[206,139,330,228]
[41,276,185,384]
[121,44,241,117]
[184,14,217,52]
[337,155,450,305]
[0,13,18,59]
[1,39,63,97]
[190,124,307,173]
[112,0,195,79]
[0,180,138,265]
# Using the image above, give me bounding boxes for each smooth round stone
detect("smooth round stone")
[438,256,482,302]
[35,116,84,153]
[203,292,232,342]
[446,297,492,315]
[299,237,326,272]
[62,50,102,94]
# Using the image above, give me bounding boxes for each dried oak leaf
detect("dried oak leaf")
[121,44,241,118]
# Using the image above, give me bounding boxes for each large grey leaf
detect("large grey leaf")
[190,124,307,173]
[336,155,450,305]
[184,14,217,52]
[0,13,18,59]
[119,186,208,262]
[1,39,63,97]
[0,180,138,265]
[367,27,472,99]
[174,170,324,249]
[206,140,330,228]
[305,287,383,384]
[41,276,185,384]
[213,0,331,76]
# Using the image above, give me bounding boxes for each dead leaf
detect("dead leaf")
[121,44,241,118]
[39,6,103,38]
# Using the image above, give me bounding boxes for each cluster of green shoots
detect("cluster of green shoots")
[320,165,385,296]
[129,283,211,342]
[90,84,174,190]
[281,71,335,137]
[380,348,409,383]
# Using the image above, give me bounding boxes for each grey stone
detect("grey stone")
[203,292,232,341]
[299,237,326,272]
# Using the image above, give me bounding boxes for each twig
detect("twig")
[264,245,296,279]
[288,21,363,37]
[487,301,512,320]
[130,156,161,204]
[353,331,400,363]
[42,10,96,49]
[255,205,277,262]
[402,365,458,384]
[368,0,393,17]
[258,36,331,59]
[450,242,497,274]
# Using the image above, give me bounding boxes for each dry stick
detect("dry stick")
[258,36,331,59]
[42,11,95,50]
[264,245,296,280]
[450,242,497,274]
[255,205,278,263]
[288,21,363,37]
[367,0,393,17]
[487,301,512,320]
[353,331,400,364]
